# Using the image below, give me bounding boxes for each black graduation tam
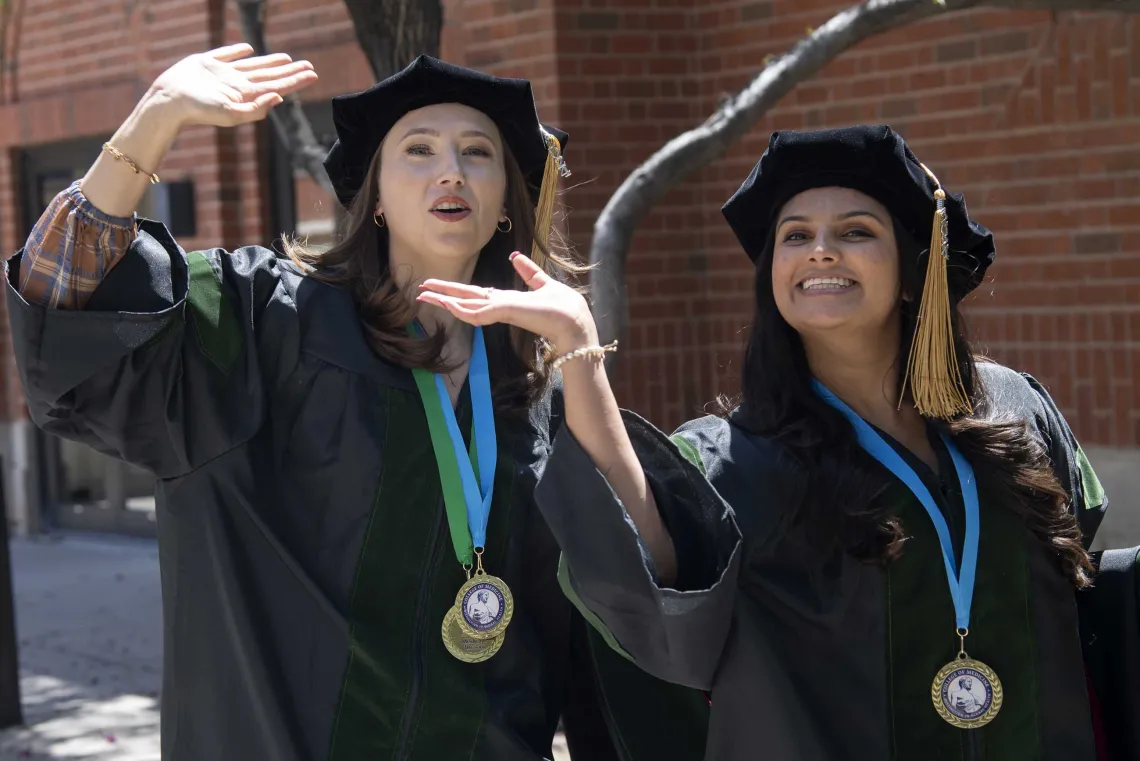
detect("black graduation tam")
[323,55,569,212]
[722,125,996,421]
[721,125,994,298]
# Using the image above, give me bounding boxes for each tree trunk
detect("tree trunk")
[588,0,1140,372]
[234,0,444,196]
[341,0,443,81]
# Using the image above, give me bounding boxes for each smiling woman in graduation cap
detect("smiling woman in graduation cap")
[4,46,710,761]
[419,125,1140,760]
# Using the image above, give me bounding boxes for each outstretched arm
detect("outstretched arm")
[18,44,317,310]
[7,45,317,477]
[416,252,678,583]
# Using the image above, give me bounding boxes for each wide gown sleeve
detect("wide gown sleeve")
[1021,372,1108,546]
[534,410,742,690]
[6,218,300,479]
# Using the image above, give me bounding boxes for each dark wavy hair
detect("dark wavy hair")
[286,139,582,415]
[723,216,1093,587]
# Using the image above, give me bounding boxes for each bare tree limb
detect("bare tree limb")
[6,0,24,102]
[234,0,335,197]
[589,0,1140,369]
[0,0,10,103]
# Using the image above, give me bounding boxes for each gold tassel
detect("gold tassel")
[531,128,571,268]
[899,165,973,420]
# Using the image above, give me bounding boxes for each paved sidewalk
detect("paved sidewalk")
[0,534,162,760]
[0,533,572,761]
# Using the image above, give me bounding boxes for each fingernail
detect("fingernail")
[509,252,519,261]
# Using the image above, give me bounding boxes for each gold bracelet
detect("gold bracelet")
[549,340,619,370]
[102,142,160,184]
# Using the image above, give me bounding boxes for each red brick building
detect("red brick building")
[0,1,1137,544]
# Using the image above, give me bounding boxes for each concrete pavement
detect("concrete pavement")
[0,533,161,760]
[0,533,572,761]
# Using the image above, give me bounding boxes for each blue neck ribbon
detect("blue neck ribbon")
[813,380,979,632]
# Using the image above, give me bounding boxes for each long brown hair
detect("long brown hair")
[723,218,1094,587]
[286,140,584,413]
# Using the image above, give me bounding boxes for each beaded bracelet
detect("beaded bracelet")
[102,143,161,185]
[549,340,619,370]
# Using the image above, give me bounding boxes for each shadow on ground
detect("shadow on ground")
[0,535,161,761]
[0,533,574,761]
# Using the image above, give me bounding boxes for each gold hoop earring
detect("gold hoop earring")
[497,217,512,234]
[374,213,386,228]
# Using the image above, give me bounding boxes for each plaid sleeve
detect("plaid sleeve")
[17,181,138,309]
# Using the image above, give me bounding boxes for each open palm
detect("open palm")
[416,253,599,354]
[151,44,318,128]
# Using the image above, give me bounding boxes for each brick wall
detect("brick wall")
[549,0,712,427]
[0,0,1137,452]
[0,0,364,426]
[542,2,1140,444]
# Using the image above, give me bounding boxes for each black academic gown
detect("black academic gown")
[536,362,1140,761]
[5,220,709,761]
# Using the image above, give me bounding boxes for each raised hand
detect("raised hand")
[150,43,318,128]
[416,253,600,355]
[420,253,677,583]
[78,44,319,217]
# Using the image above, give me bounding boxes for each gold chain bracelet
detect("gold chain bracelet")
[549,340,619,370]
[102,143,160,185]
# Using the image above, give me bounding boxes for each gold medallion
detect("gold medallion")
[454,572,514,641]
[931,655,1003,729]
[442,606,503,663]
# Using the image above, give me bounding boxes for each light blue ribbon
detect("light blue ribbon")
[813,380,979,631]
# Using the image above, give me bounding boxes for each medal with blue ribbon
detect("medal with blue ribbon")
[410,323,514,662]
[814,381,1003,729]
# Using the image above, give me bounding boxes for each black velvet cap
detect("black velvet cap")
[323,55,566,209]
[721,125,995,298]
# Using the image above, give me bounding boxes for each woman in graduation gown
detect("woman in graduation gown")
[5,46,709,761]
[418,125,1140,760]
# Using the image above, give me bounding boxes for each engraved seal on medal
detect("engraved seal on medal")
[461,582,505,631]
[941,669,991,719]
[931,658,1003,728]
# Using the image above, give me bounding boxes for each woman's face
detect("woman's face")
[770,186,901,340]
[376,102,509,264]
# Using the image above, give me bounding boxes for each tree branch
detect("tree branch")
[0,0,10,103]
[234,0,335,197]
[6,0,24,102]
[589,0,1140,369]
